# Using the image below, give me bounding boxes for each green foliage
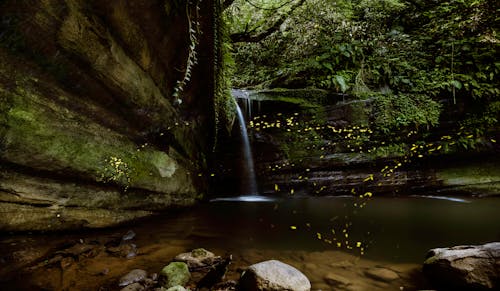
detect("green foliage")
[214,2,236,150]
[227,0,499,135]
[373,93,442,133]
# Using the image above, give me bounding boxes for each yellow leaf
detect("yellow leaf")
[290,226,297,230]
[274,184,279,192]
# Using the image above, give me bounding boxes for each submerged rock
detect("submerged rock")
[364,267,399,282]
[120,282,145,291]
[239,260,311,291]
[324,273,351,287]
[423,242,500,290]
[107,243,138,258]
[119,269,148,287]
[197,255,232,289]
[160,262,190,288]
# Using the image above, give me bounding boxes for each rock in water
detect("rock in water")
[364,267,399,282]
[119,269,148,287]
[174,248,221,270]
[197,255,232,289]
[160,262,191,288]
[120,282,145,291]
[239,260,311,291]
[423,242,500,290]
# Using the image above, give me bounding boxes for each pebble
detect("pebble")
[122,230,136,241]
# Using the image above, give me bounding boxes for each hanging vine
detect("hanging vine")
[172,0,202,104]
[213,0,236,151]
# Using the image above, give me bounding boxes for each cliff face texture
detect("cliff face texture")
[0,0,217,231]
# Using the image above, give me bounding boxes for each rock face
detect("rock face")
[239,260,311,291]
[0,0,222,230]
[423,242,500,290]
[225,89,500,198]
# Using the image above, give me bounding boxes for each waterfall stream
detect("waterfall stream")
[235,102,258,195]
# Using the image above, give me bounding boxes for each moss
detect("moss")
[250,90,320,109]
[0,74,196,196]
[437,162,500,187]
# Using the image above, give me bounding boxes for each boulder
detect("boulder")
[423,242,500,290]
[160,262,191,288]
[239,260,311,291]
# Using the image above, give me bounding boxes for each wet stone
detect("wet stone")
[174,248,220,270]
[60,257,74,270]
[364,267,399,282]
[119,269,148,287]
[107,243,138,258]
[122,230,136,241]
[120,282,145,291]
[324,273,351,287]
[239,260,311,291]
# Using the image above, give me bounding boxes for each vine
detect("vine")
[213,0,236,151]
[172,0,202,105]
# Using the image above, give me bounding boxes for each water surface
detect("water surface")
[1,196,499,290]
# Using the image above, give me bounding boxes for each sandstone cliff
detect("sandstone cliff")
[0,0,219,230]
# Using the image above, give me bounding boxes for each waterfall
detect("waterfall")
[235,102,258,195]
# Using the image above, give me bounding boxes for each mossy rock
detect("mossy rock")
[160,262,191,288]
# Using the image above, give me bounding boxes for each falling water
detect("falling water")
[235,102,258,195]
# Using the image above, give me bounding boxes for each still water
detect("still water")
[1,196,499,290]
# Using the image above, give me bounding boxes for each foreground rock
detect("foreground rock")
[160,262,191,289]
[423,242,500,290]
[174,248,221,270]
[119,269,148,287]
[239,260,311,291]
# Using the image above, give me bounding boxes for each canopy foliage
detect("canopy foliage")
[225,0,499,135]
